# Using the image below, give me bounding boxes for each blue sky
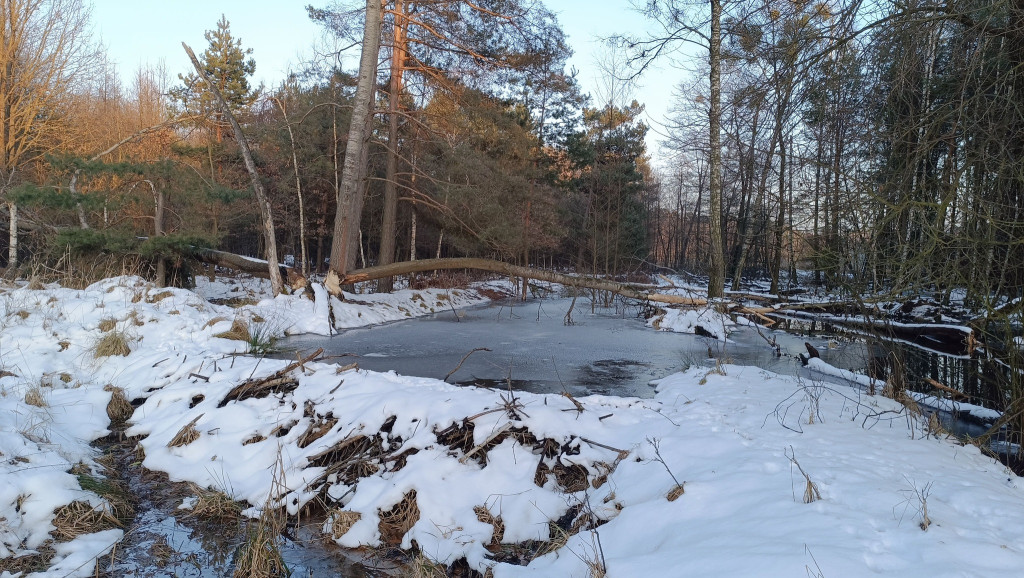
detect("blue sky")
[92,1,680,161]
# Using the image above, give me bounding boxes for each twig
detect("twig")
[582,437,628,459]
[923,377,966,400]
[459,422,513,464]
[443,347,491,382]
[561,391,585,413]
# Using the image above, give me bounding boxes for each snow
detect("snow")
[650,306,733,340]
[3,275,1024,576]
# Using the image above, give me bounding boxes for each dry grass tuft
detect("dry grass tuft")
[326,509,362,540]
[15,310,30,319]
[168,414,203,448]
[51,500,123,542]
[59,373,73,383]
[242,434,267,446]
[26,277,46,290]
[94,330,131,358]
[57,340,70,351]
[474,505,505,550]
[98,317,117,332]
[148,290,174,303]
[667,484,686,501]
[25,387,47,407]
[214,318,251,342]
[183,484,243,523]
[378,490,420,546]
[0,369,17,379]
[0,544,55,574]
[104,385,133,424]
[203,316,230,329]
[410,553,448,578]
[233,523,287,577]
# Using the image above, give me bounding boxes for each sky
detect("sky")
[91,1,683,164]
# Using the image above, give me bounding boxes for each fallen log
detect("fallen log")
[328,258,708,306]
[193,248,308,293]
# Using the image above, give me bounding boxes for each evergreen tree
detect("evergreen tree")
[171,15,258,142]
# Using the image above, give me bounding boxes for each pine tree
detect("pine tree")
[172,15,258,142]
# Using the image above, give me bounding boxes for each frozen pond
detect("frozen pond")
[278,297,867,399]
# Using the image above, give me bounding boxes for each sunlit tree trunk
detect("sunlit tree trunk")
[378,0,408,292]
[330,0,383,279]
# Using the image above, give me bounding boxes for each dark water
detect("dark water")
[100,431,395,577]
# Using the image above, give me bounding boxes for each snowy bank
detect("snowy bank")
[3,277,1024,576]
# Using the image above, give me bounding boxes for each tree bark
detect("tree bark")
[378,0,407,292]
[183,42,284,296]
[330,0,383,276]
[707,0,725,299]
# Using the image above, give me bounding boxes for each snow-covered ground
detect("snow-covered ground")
[2,276,1024,576]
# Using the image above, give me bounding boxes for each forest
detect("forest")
[1,0,1019,312]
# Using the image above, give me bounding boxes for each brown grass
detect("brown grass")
[50,500,123,542]
[410,553,448,578]
[326,509,361,540]
[203,316,230,329]
[378,490,420,545]
[475,505,505,550]
[15,310,29,319]
[233,518,287,577]
[94,330,131,358]
[214,318,251,342]
[104,385,133,425]
[242,434,267,446]
[98,317,117,332]
[0,544,55,574]
[183,484,243,523]
[25,387,47,407]
[168,414,203,447]
[148,290,174,303]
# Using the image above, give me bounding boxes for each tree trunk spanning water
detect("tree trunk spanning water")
[326,257,707,305]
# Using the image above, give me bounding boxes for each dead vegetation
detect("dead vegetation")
[24,387,47,407]
[104,385,133,425]
[94,329,132,358]
[214,317,251,341]
[50,500,124,542]
[183,484,243,523]
[218,348,322,407]
[167,414,203,447]
[378,490,420,545]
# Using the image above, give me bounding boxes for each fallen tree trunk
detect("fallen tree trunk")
[328,257,708,306]
[193,249,307,292]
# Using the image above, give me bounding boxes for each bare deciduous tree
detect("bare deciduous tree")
[0,0,98,270]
